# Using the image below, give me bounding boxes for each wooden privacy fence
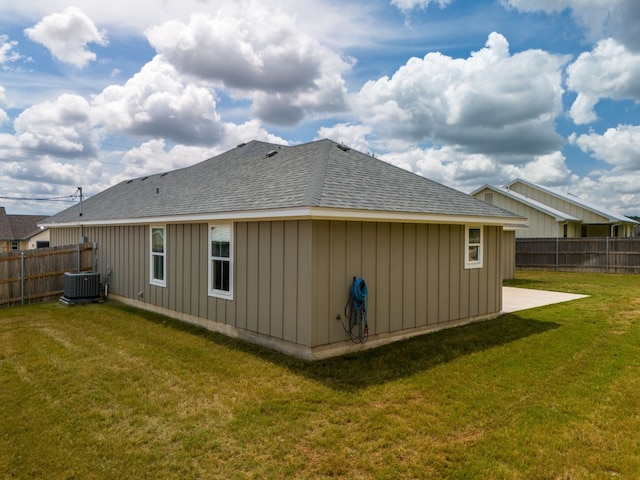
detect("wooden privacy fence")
[0,243,95,307]
[516,237,640,274]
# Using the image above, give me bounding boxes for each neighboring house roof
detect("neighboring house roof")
[0,207,48,241]
[506,178,638,225]
[471,184,582,222]
[44,139,524,227]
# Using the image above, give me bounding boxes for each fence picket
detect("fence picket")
[0,244,95,307]
[516,237,640,273]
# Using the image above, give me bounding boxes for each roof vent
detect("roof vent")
[141,176,148,181]
[237,142,246,148]
[265,150,278,158]
[337,144,350,152]
[160,172,169,177]
[125,180,133,184]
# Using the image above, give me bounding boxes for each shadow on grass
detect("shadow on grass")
[112,302,559,393]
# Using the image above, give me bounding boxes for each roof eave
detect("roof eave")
[41,207,527,228]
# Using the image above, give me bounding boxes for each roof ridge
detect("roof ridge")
[306,139,334,206]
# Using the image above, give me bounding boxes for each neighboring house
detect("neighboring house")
[43,139,525,359]
[472,179,638,238]
[0,207,50,253]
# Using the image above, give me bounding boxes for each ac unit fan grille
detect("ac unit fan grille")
[63,272,101,299]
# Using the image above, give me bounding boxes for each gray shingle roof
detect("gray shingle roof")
[0,207,48,240]
[472,184,582,222]
[507,178,638,224]
[45,139,522,225]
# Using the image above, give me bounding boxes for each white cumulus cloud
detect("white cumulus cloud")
[145,2,352,126]
[571,125,640,171]
[503,0,640,51]
[316,123,374,154]
[24,6,108,68]
[0,86,8,124]
[566,38,640,124]
[0,35,21,65]
[352,32,568,156]
[390,0,452,11]
[14,93,97,157]
[503,151,573,185]
[92,56,225,145]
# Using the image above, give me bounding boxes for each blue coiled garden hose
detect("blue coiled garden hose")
[343,277,368,343]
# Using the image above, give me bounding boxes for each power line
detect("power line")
[0,192,79,203]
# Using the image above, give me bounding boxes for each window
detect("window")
[10,241,19,250]
[465,226,483,269]
[209,224,232,299]
[150,226,166,287]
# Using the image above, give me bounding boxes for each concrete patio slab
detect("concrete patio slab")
[502,287,589,314]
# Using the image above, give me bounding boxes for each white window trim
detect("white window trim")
[208,223,233,300]
[150,225,166,287]
[464,225,483,269]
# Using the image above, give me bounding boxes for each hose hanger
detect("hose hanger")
[342,276,368,344]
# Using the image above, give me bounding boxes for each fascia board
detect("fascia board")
[41,207,527,228]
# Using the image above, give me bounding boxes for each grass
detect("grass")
[1,271,640,479]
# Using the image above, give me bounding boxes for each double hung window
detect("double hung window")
[465,225,483,269]
[209,224,232,299]
[150,226,166,286]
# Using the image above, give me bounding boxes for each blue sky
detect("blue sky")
[1,0,639,216]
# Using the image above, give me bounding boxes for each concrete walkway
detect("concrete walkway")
[502,287,589,314]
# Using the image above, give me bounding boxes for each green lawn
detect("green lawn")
[1,271,639,479]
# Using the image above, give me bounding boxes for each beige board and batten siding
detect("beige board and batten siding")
[480,189,568,238]
[51,219,503,357]
[501,229,516,280]
[311,221,502,350]
[508,182,610,225]
[51,221,315,349]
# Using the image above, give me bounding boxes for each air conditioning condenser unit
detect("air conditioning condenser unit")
[60,272,102,305]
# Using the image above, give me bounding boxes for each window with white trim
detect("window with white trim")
[209,224,233,299]
[465,225,483,269]
[10,241,19,250]
[150,226,166,286]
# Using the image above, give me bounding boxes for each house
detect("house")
[0,207,50,253]
[472,179,638,239]
[43,139,525,359]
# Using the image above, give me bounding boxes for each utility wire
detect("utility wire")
[0,190,80,203]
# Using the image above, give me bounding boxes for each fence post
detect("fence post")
[555,236,559,271]
[93,242,98,272]
[606,237,609,273]
[77,243,81,272]
[20,251,25,306]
